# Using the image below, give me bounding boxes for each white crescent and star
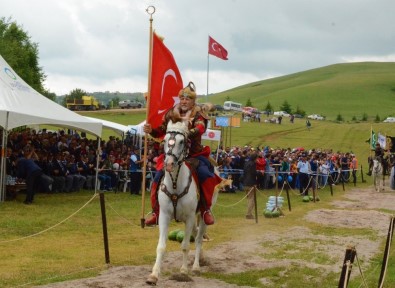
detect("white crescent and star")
[158,68,180,114]
[211,42,219,52]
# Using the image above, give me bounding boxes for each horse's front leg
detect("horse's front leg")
[180,216,195,274]
[192,217,207,274]
[146,214,170,285]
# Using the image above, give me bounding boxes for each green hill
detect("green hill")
[210,62,395,121]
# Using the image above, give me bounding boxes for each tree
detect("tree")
[279,100,292,114]
[112,96,120,107]
[293,105,306,117]
[62,88,88,106]
[245,98,253,107]
[264,101,273,113]
[0,17,53,98]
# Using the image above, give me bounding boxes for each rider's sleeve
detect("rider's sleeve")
[189,117,206,137]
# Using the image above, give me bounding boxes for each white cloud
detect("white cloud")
[2,0,395,95]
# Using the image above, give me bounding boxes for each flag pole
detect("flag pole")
[206,35,210,103]
[141,5,155,228]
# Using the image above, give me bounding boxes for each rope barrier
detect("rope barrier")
[356,262,381,288]
[355,251,368,288]
[0,191,99,244]
[14,264,107,288]
[216,187,252,208]
[106,200,140,227]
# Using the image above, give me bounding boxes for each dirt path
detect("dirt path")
[37,185,395,288]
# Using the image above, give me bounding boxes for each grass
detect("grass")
[1,179,393,287]
[3,84,395,286]
[213,62,395,121]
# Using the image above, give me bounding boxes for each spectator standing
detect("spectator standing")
[243,152,258,219]
[130,147,143,195]
[340,153,350,183]
[16,151,44,204]
[350,154,358,184]
[306,119,311,130]
[256,152,266,189]
[297,155,310,196]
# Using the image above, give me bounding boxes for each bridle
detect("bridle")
[165,130,188,168]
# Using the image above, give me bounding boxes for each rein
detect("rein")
[161,172,192,222]
[161,127,193,221]
[165,130,188,166]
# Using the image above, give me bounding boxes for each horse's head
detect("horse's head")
[373,157,383,174]
[164,120,189,172]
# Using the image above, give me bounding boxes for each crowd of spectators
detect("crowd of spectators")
[2,127,366,201]
[3,128,161,197]
[214,145,361,195]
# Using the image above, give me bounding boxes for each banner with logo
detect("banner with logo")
[202,129,221,141]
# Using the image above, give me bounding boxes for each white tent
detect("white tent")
[0,55,102,136]
[0,55,103,202]
[127,121,145,148]
[85,116,128,136]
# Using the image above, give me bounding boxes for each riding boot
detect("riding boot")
[199,176,217,225]
[145,181,159,226]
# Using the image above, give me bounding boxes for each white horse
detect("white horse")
[146,120,218,285]
[373,157,384,192]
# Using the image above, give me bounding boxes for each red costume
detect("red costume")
[145,83,223,226]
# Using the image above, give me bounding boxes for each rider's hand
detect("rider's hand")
[143,124,152,134]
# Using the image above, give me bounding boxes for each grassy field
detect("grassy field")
[80,109,393,166]
[3,62,395,286]
[212,62,395,122]
[1,111,395,287]
[0,180,392,287]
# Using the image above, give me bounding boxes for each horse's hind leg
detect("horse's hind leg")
[192,218,207,274]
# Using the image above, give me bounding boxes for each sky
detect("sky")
[2,0,395,96]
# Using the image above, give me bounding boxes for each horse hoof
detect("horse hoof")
[146,274,158,286]
[192,269,201,276]
[169,273,193,282]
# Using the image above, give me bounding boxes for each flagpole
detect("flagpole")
[141,5,155,228]
[206,35,210,102]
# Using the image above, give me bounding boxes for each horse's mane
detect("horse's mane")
[167,120,188,136]
[167,109,183,124]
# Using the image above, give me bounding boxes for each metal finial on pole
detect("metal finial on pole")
[146,5,156,19]
[141,5,156,228]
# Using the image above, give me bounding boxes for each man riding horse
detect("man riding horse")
[143,82,222,226]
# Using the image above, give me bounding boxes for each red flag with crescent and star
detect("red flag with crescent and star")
[208,36,228,60]
[148,32,183,129]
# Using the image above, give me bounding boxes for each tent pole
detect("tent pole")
[0,129,5,202]
[0,112,9,203]
[94,138,101,192]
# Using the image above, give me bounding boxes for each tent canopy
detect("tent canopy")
[84,116,128,136]
[0,55,102,136]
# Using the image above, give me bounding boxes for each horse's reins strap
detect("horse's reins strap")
[160,172,192,222]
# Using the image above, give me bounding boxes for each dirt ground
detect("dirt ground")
[37,184,395,288]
